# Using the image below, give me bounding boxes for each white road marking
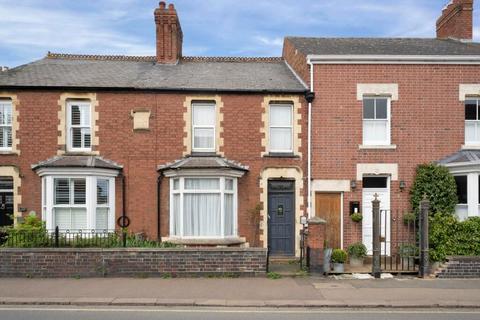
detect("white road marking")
[0,307,479,314]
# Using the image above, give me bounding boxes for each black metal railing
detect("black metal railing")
[1,227,123,248]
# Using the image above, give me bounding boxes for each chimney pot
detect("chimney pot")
[168,4,175,12]
[159,1,166,9]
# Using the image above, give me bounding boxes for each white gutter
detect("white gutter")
[307,60,313,218]
[307,54,480,65]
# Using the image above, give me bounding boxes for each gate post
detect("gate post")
[372,194,381,279]
[419,196,430,278]
[306,216,327,273]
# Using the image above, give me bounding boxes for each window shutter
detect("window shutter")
[54,179,70,205]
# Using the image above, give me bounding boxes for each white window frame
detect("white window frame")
[0,99,13,151]
[67,100,92,152]
[192,102,216,152]
[464,98,480,146]
[41,174,115,232]
[169,176,238,239]
[269,103,294,153]
[362,96,391,146]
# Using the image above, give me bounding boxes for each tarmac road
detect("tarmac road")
[0,306,479,320]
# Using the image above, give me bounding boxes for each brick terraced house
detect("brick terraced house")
[1,0,480,259]
[284,0,480,253]
[0,2,309,257]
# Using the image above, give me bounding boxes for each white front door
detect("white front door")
[362,177,391,255]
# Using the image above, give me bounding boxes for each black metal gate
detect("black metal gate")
[379,209,419,273]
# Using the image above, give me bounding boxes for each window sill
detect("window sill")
[461,144,480,150]
[189,152,219,157]
[0,151,18,155]
[358,144,397,150]
[264,152,299,158]
[163,237,246,246]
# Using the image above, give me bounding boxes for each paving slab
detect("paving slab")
[195,299,227,306]
[264,300,306,307]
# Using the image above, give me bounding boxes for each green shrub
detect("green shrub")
[429,214,480,261]
[410,163,457,215]
[398,243,419,258]
[350,213,363,223]
[402,213,416,225]
[267,272,282,279]
[2,213,50,248]
[331,249,347,263]
[347,242,367,258]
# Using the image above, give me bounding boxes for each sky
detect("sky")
[1,0,480,67]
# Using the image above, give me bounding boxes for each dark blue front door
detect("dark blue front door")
[268,180,295,256]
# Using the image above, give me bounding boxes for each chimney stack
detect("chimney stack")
[154,1,183,64]
[436,0,474,41]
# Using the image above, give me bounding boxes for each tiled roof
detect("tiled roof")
[0,53,307,93]
[287,37,480,56]
[32,155,123,170]
[437,149,480,165]
[158,156,249,172]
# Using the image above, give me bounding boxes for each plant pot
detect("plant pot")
[349,257,364,267]
[333,263,344,273]
[323,248,332,274]
[401,257,415,269]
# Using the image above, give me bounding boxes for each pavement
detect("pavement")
[0,276,479,308]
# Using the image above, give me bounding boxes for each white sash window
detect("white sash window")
[0,100,12,150]
[269,103,293,153]
[363,97,390,146]
[67,100,91,152]
[465,99,480,145]
[192,103,216,152]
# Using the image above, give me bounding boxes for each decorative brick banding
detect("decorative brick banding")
[436,256,480,278]
[0,248,267,278]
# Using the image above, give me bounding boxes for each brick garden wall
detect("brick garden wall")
[0,247,267,278]
[436,256,480,279]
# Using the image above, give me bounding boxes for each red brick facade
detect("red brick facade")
[1,90,306,248]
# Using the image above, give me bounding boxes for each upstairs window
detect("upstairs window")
[0,100,12,150]
[67,100,91,152]
[363,97,390,146]
[465,99,480,145]
[192,102,215,152]
[269,103,293,153]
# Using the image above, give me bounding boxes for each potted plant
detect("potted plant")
[399,243,419,269]
[331,248,347,273]
[350,212,363,223]
[347,242,367,267]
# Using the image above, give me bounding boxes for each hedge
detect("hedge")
[429,214,480,262]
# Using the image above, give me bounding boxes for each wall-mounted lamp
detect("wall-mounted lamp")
[399,180,406,192]
[350,180,357,191]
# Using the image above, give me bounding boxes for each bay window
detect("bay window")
[269,103,293,153]
[170,177,237,238]
[0,99,12,150]
[363,97,390,146]
[192,102,216,152]
[67,100,91,152]
[42,175,115,231]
